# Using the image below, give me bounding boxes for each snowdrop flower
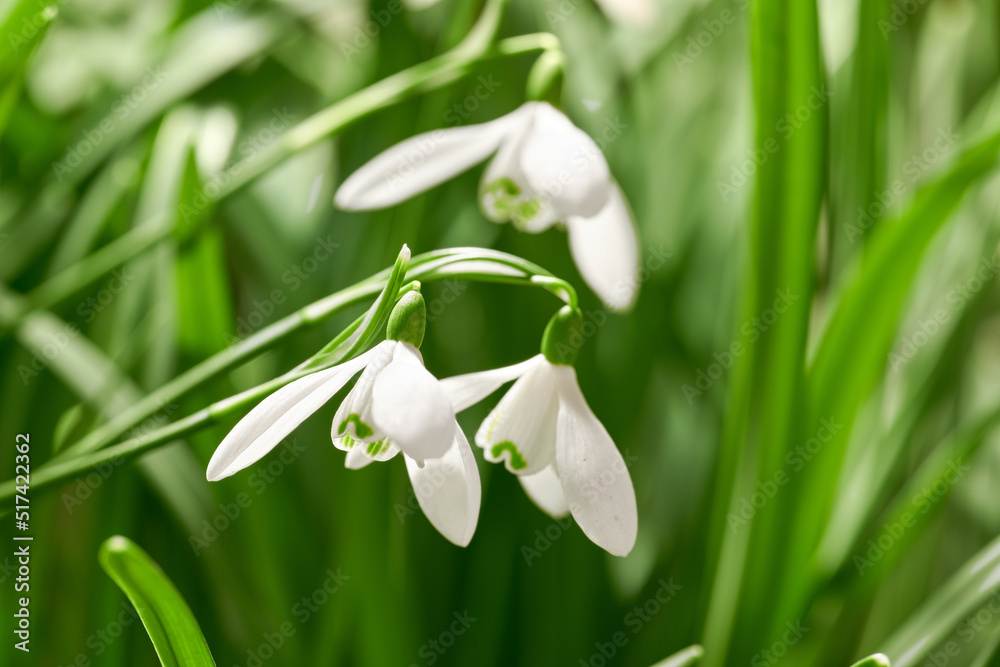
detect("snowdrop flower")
[334,102,639,311]
[440,307,637,556]
[207,292,480,547]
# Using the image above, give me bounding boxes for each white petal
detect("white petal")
[206,350,375,481]
[554,366,637,556]
[566,184,640,311]
[371,342,455,460]
[519,103,612,219]
[336,433,400,463]
[475,359,559,475]
[344,445,376,470]
[519,465,570,518]
[334,109,528,210]
[331,340,395,445]
[594,0,657,24]
[440,356,542,413]
[479,106,561,233]
[405,423,481,546]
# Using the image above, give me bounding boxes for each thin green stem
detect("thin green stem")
[5,29,559,330]
[0,249,573,501]
[46,248,571,464]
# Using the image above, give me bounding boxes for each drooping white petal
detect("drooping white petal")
[344,445,376,470]
[331,340,396,446]
[371,342,455,460]
[519,103,612,219]
[475,358,559,475]
[519,464,570,518]
[566,184,640,311]
[479,106,561,233]
[553,365,637,556]
[594,0,657,24]
[334,109,528,210]
[405,423,481,546]
[440,356,541,412]
[207,350,376,481]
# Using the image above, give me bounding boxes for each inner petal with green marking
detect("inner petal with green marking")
[491,441,527,470]
[339,413,374,439]
[482,177,542,228]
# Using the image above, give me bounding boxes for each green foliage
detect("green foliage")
[3,0,1000,665]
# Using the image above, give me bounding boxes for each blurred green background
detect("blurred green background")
[3,0,1000,665]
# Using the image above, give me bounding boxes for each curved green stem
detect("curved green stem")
[6,27,559,330]
[45,248,577,468]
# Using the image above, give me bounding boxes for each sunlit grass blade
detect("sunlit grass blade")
[829,0,890,271]
[850,654,890,667]
[0,0,55,83]
[840,402,1000,586]
[650,644,704,667]
[881,532,1000,667]
[99,536,216,667]
[701,0,827,662]
[783,128,1000,616]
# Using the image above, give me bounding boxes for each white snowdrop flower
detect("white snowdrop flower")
[207,293,480,547]
[334,102,639,311]
[440,307,637,556]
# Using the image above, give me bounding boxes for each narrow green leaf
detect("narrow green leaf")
[99,536,216,667]
[650,644,704,667]
[881,532,1000,667]
[701,0,827,661]
[790,130,1000,598]
[850,654,890,667]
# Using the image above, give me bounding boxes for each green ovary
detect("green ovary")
[491,441,527,470]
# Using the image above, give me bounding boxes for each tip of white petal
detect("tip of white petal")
[400,244,411,262]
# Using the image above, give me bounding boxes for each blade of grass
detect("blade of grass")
[881,532,1000,667]
[700,0,827,662]
[99,536,216,667]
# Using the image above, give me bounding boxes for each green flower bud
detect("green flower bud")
[541,305,583,365]
[387,292,426,348]
[526,49,566,107]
